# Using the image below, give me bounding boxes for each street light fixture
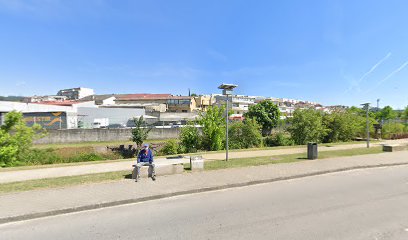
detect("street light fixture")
[361,103,370,148]
[218,83,238,161]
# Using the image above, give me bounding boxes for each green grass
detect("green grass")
[187,147,383,171]
[0,171,131,194]
[0,147,383,194]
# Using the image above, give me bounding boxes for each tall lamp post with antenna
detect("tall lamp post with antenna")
[218,83,238,161]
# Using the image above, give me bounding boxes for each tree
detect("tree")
[179,124,201,153]
[377,106,397,121]
[244,100,281,136]
[0,111,45,167]
[288,108,328,145]
[198,106,226,151]
[403,106,408,123]
[323,110,361,143]
[131,116,151,148]
[228,118,262,149]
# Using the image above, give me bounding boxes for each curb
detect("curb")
[1,162,408,225]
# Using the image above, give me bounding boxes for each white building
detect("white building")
[213,94,256,115]
[57,87,95,100]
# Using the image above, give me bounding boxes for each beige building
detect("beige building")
[194,95,215,112]
[114,94,198,113]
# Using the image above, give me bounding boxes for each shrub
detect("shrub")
[198,106,226,151]
[179,125,201,153]
[382,122,406,139]
[264,132,294,147]
[160,139,179,155]
[288,109,328,145]
[228,119,262,149]
[0,111,46,167]
[323,110,361,143]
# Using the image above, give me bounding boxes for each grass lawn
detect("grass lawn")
[0,171,131,194]
[0,147,383,194]
[191,147,383,171]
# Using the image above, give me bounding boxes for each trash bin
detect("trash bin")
[307,142,318,160]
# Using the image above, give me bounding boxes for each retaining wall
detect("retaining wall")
[34,128,181,144]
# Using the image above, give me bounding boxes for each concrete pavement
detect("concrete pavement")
[0,150,408,224]
[2,165,408,239]
[1,139,407,183]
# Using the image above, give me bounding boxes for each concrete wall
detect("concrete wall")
[34,128,182,144]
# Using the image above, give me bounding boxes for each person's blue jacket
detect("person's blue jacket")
[137,149,153,164]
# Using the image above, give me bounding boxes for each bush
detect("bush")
[179,125,201,153]
[0,111,46,167]
[198,106,226,151]
[264,132,294,147]
[323,110,361,143]
[160,139,179,155]
[18,148,122,166]
[228,119,262,149]
[288,109,328,145]
[382,122,406,139]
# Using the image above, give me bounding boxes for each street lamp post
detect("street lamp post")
[361,103,370,148]
[218,83,238,161]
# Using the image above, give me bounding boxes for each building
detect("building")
[115,94,198,113]
[194,95,215,112]
[79,94,116,105]
[26,95,68,103]
[0,101,78,129]
[76,107,146,128]
[57,87,95,100]
[166,96,197,113]
[213,94,256,115]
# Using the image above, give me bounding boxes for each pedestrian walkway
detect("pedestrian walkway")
[0,139,406,183]
[1,151,408,224]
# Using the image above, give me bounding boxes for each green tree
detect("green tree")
[228,118,262,149]
[198,106,226,151]
[377,106,397,121]
[179,124,201,153]
[402,106,408,123]
[244,100,281,136]
[323,110,360,142]
[0,111,45,167]
[131,116,151,148]
[288,108,328,145]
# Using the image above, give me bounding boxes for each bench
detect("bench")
[382,144,408,152]
[131,159,185,179]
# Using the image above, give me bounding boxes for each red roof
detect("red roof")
[33,100,85,106]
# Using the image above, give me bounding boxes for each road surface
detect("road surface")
[2,165,408,240]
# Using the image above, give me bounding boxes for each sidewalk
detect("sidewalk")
[1,139,407,183]
[1,151,408,224]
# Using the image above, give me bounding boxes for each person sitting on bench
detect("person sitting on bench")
[135,143,156,181]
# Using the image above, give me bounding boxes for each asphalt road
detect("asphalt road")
[2,165,408,240]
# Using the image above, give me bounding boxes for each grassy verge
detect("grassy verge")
[0,147,383,194]
[187,147,383,171]
[0,171,131,194]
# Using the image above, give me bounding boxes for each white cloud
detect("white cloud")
[367,60,408,93]
[344,52,391,93]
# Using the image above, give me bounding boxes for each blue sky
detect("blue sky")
[0,0,407,109]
